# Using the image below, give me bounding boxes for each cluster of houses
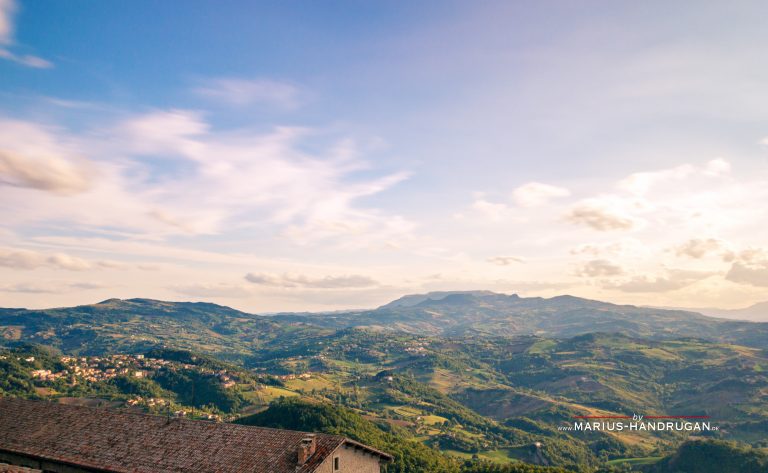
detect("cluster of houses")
[25,353,241,389]
[277,372,313,381]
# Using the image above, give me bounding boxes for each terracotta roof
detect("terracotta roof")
[0,397,391,473]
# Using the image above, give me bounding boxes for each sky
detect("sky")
[1,0,768,312]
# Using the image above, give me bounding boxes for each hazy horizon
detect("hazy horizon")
[2,289,765,322]
[2,0,768,312]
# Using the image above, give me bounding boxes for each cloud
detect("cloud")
[0,281,105,293]
[675,238,728,259]
[512,182,570,207]
[566,199,639,231]
[0,0,13,44]
[570,240,649,258]
[170,283,253,298]
[606,269,714,293]
[0,0,52,68]
[0,282,60,293]
[0,248,95,271]
[118,109,208,157]
[726,261,768,288]
[244,272,379,289]
[0,149,90,194]
[617,164,696,196]
[735,247,768,264]
[617,159,730,196]
[487,256,525,266]
[70,282,108,290]
[564,159,744,235]
[0,120,92,194]
[0,112,411,246]
[577,259,624,277]
[194,78,301,108]
[467,197,509,222]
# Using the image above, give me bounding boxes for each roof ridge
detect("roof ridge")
[0,397,343,440]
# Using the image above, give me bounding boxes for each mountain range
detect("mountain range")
[274,291,768,348]
[3,291,768,471]
[680,301,768,322]
[4,291,768,358]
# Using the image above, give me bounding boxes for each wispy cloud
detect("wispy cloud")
[0,110,411,246]
[194,78,302,108]
[170,282,253,298]
[245,272,378,289]
[0,247,130,272]
[0,281,106,293]
[0,0,52,68]
[512,182,570,207]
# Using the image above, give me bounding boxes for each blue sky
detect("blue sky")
[1,0,768,311]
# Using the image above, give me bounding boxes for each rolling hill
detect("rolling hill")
[273,291,768,348]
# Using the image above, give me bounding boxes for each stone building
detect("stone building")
[0,397,391,473]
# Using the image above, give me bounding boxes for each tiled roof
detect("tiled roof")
[0,397,390,473]
[0,464,42,473]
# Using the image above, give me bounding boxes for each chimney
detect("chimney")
[298,434,317,465]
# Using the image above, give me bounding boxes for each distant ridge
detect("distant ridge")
[277,290,768,348]
[656,301,768,322]
[3,291,768,354]
[378,290,505,309]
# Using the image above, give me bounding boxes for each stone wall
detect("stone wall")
[313,444,383,473]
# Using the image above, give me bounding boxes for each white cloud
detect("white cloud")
[468,197,509,222]
[194,78,301,108]
[617,159,730,196]
[0,0,52,68]
[512,182,570,207]
[244,272,379,289]
[617,164,696,196]
[0,111,411,246]
[118,109,208,157]
[0,120,92,194]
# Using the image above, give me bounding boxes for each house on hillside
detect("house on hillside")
[0,397,392,473]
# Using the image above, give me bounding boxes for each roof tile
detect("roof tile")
[0,397,360,473]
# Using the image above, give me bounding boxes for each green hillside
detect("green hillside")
[646,440,768,473]
[238,398,582,473]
